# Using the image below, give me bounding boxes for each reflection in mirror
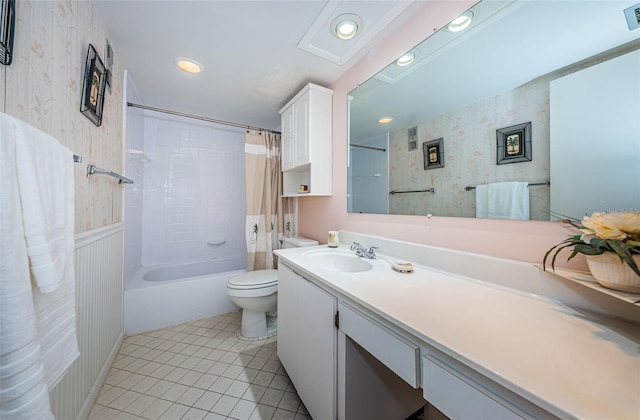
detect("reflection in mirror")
[348,0,640,220]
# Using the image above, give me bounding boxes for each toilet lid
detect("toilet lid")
[228,269,278,289]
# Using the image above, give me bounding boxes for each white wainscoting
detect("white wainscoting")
[49,223,124,420]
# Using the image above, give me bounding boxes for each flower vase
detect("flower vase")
[586,253,640,293]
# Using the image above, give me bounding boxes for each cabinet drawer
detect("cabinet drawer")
[338,302,419,388]
[422,355,522,420]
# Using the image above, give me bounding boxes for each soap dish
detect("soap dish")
[391,261,414,273]
[378,256,414,273]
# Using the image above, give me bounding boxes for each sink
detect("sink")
[303,250,374,273]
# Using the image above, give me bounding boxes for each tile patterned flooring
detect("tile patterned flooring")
[89,312,310,420]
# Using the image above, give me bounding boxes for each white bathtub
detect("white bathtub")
[124,257,246,335]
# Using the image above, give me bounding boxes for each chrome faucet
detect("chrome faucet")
[350,242,378,259]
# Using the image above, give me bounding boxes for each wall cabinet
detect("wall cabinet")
[279,83,333,196]
[277,264,337,420]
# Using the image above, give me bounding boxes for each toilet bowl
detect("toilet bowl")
[227,235,318,338]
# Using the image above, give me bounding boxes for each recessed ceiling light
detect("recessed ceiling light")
[447,11,474,32]
[175,57,203,74]
[396,52,415,66]
[378,116,394,124]
[331,14,363,40]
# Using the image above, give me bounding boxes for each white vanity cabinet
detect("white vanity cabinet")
[277,263,337,420]
[279,83,333,196]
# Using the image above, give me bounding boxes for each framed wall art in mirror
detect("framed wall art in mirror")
[496,122,531,165]
[80,44,107,127]
[423,138,444,170]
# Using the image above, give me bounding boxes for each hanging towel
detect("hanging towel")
[475,184,489,218]
[0,113,79,418]
[487,181,530,220]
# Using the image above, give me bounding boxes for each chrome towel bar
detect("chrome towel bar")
[464,181,549,191]
[87,164,134,184]
[389,188,436,194]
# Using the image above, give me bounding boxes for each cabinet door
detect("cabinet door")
[276,264,337,420]
[277,264,298,379]
[280,105,295,171]
[296,276,336,420]
[293,91,310,168]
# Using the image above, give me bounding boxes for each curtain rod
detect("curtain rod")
[126,102,281,134]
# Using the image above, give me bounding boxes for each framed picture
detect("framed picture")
[408,126,417,151]
[496,122,531,164]
[80,44,107,126]
[423,138,444,170]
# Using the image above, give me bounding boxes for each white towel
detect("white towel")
[475,184,489,218]
[0,113,79,418]
[487,181,530,220]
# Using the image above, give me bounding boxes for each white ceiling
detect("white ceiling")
[94,0,421,131]
[349,0,640,142]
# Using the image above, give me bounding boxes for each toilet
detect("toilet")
[227,235,318,338]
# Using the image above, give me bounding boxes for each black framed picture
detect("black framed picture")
[423,138,444,170]
[496,122,532,164]
[80,44,107,126]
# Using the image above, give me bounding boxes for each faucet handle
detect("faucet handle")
[367,246,378,258]
[350,242,361,251]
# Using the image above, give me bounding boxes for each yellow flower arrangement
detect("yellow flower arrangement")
[544,211,640,276]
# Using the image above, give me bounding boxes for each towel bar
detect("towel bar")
[87,164,134,184]
[389,188,436,194]
[465,181,549,191]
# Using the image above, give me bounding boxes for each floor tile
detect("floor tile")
[89,312,305,420]
[193,390,222,411]
[158,402,189,420]
[259,388,284,408]
[210,394,240,416]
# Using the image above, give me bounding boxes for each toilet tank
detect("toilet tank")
[282,236,318,249]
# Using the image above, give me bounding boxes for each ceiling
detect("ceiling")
[349,0,640,142]
[94,0,421,131]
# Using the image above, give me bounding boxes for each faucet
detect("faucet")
[350,242,378,259]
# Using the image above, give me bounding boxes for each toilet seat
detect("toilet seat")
[227,269,278,290]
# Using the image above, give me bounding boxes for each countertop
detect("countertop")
[275,244,640,419]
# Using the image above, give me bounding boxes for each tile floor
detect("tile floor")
[89,311,310,420]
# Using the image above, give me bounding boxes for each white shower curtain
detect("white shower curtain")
[244,130,293,271]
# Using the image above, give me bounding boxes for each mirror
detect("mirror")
[348,0,640,220]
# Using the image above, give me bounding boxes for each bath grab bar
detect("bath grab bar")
[389,188,436,194]
[87,164,134,184]
[464,181,549,191]
[351,144,387,152]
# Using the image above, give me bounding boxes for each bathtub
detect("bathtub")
[124,257,246,335]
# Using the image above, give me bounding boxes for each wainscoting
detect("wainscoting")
[49,224,124,420]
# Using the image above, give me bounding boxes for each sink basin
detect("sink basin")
[303,250,374,273]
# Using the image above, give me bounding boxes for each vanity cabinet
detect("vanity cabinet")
[277,264,337,420]
[279,83,333,196]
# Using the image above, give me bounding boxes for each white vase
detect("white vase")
[586,253,640,293]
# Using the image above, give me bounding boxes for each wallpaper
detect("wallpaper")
[388,77,550,220]
[2,0,124,233]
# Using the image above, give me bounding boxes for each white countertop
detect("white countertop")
[275,244,640,419]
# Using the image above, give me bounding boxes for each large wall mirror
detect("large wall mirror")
[348,0,640,220]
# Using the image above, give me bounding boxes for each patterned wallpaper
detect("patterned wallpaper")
[388,77,550,220]
[2,0,124,233]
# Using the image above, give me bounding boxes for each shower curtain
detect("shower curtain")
[244,130,293,270]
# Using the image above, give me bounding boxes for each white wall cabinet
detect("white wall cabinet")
[277,264,337,420]
[279,83,333,196]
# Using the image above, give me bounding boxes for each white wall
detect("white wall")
[550,50,640,219]
[141,113,247,266]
